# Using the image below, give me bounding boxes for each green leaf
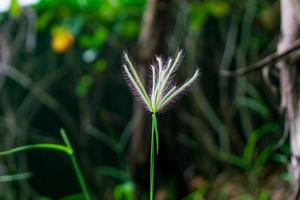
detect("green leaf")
[272,153,288,164]
[97,166,129,182]
[252,144,275,175]
[258,190,269,200]
[182,190,205,200]
[281,171,291,182]
[243,123,279,162]
[37,11,54,31]
[182,183,208,200]
[98,2,118,22]
[115,20,139,38]
[0,143,71,156]
[220,153,249,170]
[79,28,108,48]
[114,182,135,200]
[92,59,107,74]
[75,75,93,97]
[240,194,254,200]
[237,96,269,119]
[9,0,22,17]
[189,4,207,32]
[0,172,32,182]
[205,1,230,17]
[60,193,84,200]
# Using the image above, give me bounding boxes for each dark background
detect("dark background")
[0,0,289,199]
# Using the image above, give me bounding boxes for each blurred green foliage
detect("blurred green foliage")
[0,172,32,182]
[0,0,286,199]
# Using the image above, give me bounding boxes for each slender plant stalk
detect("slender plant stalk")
[70,152,91,200]
[60,130,91,200]
[153,114,159,154]
[150,117,155,200]
[0,129,91,200]
[150,113,159,200]
[122,51,199,200]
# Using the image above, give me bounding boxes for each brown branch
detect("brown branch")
[220,38,300,77]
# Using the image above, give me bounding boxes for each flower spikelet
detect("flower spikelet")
[122,50,199,113]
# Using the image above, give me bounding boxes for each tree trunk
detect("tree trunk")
[278,0,300,198]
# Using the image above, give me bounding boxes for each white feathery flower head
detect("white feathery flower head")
[122,50,199,113]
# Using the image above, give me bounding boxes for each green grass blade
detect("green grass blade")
[60,129,72,149]
[69,153,91,200]
[60,129,91,200]
[0,143,71,156]
[220,152,249,170]
[0,130,92,200]
[243,123,279,162]
[0,172,32,182]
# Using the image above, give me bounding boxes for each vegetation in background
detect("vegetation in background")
[0,0,287,199]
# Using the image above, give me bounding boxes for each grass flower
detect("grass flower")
[122,50,199,114]
[122,50,199,200]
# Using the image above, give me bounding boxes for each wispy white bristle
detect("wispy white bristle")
[158,68,199,110]
[122,50,199,113]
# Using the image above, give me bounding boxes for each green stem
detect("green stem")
[150,113,159,200]
[70,153,91,200]
[0,130,91,200]
[60,129,91,200]
[152,114,159,154]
